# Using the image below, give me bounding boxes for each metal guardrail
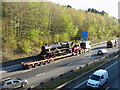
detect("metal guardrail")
[29,51,119,89]
[54,51,120,89]
[91,41,107,46]
[1,38,118,73]
[91,38,118,46]
[1,39,119,89]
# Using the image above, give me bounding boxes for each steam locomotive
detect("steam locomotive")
[21,41,91,69]
[37,41,74,60]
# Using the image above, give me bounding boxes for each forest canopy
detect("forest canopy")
[2,2,120,61]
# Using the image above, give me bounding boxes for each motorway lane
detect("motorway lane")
[1,44,119,88]
[72,57,120,90]
[1,44,111,78]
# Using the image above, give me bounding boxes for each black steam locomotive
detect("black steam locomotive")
[37,41,73,60]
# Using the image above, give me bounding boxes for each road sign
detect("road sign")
[82,31,88,39]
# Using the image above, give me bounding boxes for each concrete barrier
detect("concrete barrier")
[0,64,22,73]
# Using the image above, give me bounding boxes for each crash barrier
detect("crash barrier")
[28,51,120,89]
[91,38,118,46]
[55,51,120,89]
[91,41,107,46]
[1,38,118,73]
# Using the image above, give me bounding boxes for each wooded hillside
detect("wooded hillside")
[2,2,120,61]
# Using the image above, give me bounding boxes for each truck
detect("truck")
[107,40,117,48]
[21,41,91,69]
[80,41,91,52]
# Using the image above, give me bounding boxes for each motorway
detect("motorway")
[72,57,120,90]
[1,43,119,88]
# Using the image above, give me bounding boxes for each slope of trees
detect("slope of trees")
[2,2,119,61]
[87,8,108,16]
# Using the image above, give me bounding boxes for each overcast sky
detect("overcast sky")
[48,0,119,19]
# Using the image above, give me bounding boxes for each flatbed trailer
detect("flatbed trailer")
[21,53,74,69]
[21,41,91,69]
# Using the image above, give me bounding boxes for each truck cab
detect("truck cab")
[80,41,91,52]
[107,40,117,48]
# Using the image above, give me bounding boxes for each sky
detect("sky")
[48,0,119,19]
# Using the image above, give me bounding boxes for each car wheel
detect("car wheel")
[98,85,101,88]
[21,82,27,87]
[106,78,108,83]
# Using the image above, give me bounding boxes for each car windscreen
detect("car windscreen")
[90,74,100,81]
[98,50,102,52]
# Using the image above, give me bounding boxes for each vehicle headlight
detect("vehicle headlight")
[93,84,98,86]
[87,82,90,85]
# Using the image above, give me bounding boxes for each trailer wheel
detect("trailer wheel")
[34,63,38,67]
[79,50,81,54]
[77,51,79,55]
[88,49,90,52]
[43,61,46,65]
[84,50,86,53]
[27,66,31,69]
[79,50,82,54]
[28,65,32,69]
[38,63,41,66]
[32,65,35,68]
[47,61,50,64]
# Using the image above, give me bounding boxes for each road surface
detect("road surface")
[1,43,119,88]
[72,57,120,90]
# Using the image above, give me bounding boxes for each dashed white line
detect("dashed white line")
[36,72,45,77]
[67,63,73,66]
[54,61,61,63]
[105,59,120,70]
[74,80,88,88]
[22,70,32,73]
[105,87,109,90]
[73,57,120,89]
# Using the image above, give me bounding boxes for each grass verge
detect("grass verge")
[36,51,120,89]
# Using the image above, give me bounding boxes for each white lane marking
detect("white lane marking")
[36,72,45,77]
[73,58,120,88]
[85,54,92,57]
[54,61,61,63]
[67,63,73,66]
[22,70,32,73]
[74,80,88,88]
[105,87,109,90]
[105,59,120,70]
[59,72,65,75]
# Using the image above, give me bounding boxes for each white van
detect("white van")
[87,69,108,89]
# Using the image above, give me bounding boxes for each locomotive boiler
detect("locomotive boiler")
[37,41,73,60]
